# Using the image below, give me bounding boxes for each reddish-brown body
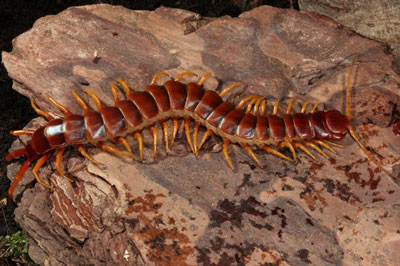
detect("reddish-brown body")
[23,80,348,161]
[17,67,396,202]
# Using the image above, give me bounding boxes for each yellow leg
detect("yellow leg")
[301,140,328,159]
[193,121,200,156]
[322,139,344,148]
[237,96,256,109]
[133,132,143,161]
[10,129,35,136]
[32,154,53,189]
[279,141,296,161]
[198,72,211,86]
[286,99,294,114]
[31,98,54,120]
[311,102,320,113]
[110,82,120,103]
[46,93,72,115]
[175,72,197,81]
[260,100,267,116]
[55,149,73,182]
[78,146,104,166]
[184,117,195,153]
[292,142,317,161]
[170,119,179,148]
[219,82,244,97]
[151,72,169,85]
[262,146,293,162]
[162,121,169,153]
[72,91,89,111]
[241,143,263,168]
[116,78,132,97]
[223,139,234,170]
[312,139,336,154]
[98,142,134,158]
[115,137,134,158]
[245,97,258,114]
[150,126,158,158]
[272,100,280,115]
[198,129,213,151]
[84,89,103,110]
[301,102,310,113]
[251,97,264,115]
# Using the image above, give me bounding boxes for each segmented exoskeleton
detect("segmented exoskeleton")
[6,57,397,201]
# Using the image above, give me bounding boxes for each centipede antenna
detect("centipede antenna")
[115,78,132,97]
[175,72,197,82]
[8,159,33,201]
[241,144,263,168]
[198,72,211,86]
[184,117,195,154]
[6,148,26,161]
[110,82,120,103]
[301,102,310,113]
[262,146,293,162]
[32,154,53,189]
[198,129,213,151]
[170,119,179,148]
[152,72,170,85]
[10,130,35,136]
[292,142,317,161]
[193,121,200,155]
[286,99,294,114]
[46,93,72,115]
[279,141,296,161]
[150,126,158,158]
[311,102,320,113]
[55,149,73,182]
[219,82,244,97]
[301,140,328,159]
[78,146,104,166]
[72,90,89,111]
[272,100,280,115]
[345,56,357,120]
[31,98,54,120]
[162,122,169,153]
[223,140,234,170]
[84,89,103,110]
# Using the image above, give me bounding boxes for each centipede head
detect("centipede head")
[325,110,349,140]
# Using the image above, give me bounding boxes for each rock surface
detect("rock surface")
[3,4,400,266]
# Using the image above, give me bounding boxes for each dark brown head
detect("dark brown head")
[325,110,349,140]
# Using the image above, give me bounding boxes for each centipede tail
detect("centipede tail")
[6,57,399,201]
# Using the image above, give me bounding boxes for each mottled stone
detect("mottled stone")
[3,4,400,266]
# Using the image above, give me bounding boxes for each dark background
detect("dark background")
[0,0,296,264]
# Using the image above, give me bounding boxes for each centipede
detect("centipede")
[6,57,398,201]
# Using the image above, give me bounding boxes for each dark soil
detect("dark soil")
[0,0,297,264]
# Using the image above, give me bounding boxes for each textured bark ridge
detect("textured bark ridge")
[3,4,400,266]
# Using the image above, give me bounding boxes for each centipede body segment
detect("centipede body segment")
[6,57,398,201]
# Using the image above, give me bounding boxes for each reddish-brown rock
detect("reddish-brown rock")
[3,4,400,266]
